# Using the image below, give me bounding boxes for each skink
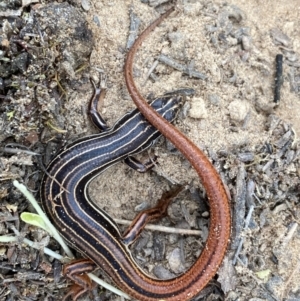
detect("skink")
[41,7,231,301]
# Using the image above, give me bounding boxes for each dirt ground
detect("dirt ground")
[87,1,300,299]
[0,0,300,300]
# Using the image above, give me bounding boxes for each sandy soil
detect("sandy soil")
[82,1,300,300]
[1,0,299,300]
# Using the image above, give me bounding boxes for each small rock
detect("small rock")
[11,53,29,74]
[81,0,90,11]
[93,15,100,27]
[228,99,250,123]
[167,248,184,273]
[153,265,174,280]
[241,35,251,51]
[208,94,220,106]
[22,0,39,7]
[61,61,75,79]
[168,32,184,43]
[237,152,254,162]
[270,28,291,47]
[188,97,208,119]
[25,130,39,145]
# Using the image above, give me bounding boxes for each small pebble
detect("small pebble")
[208,94,220,106]
[93,15,100,27]
[241,35,251,51]
[81,0,90,11]
[61,61,75,79]
[237,152,254,162]
[228,99,250,123]
[167,248,183,273]
[22,0,39,6]
[188,97,208,119]
[168,234,178,244]
[168,32,184,43]
[153,265,174,280]
[0,246,6,256]
[270,28,291,47]
[0,77,4,90]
